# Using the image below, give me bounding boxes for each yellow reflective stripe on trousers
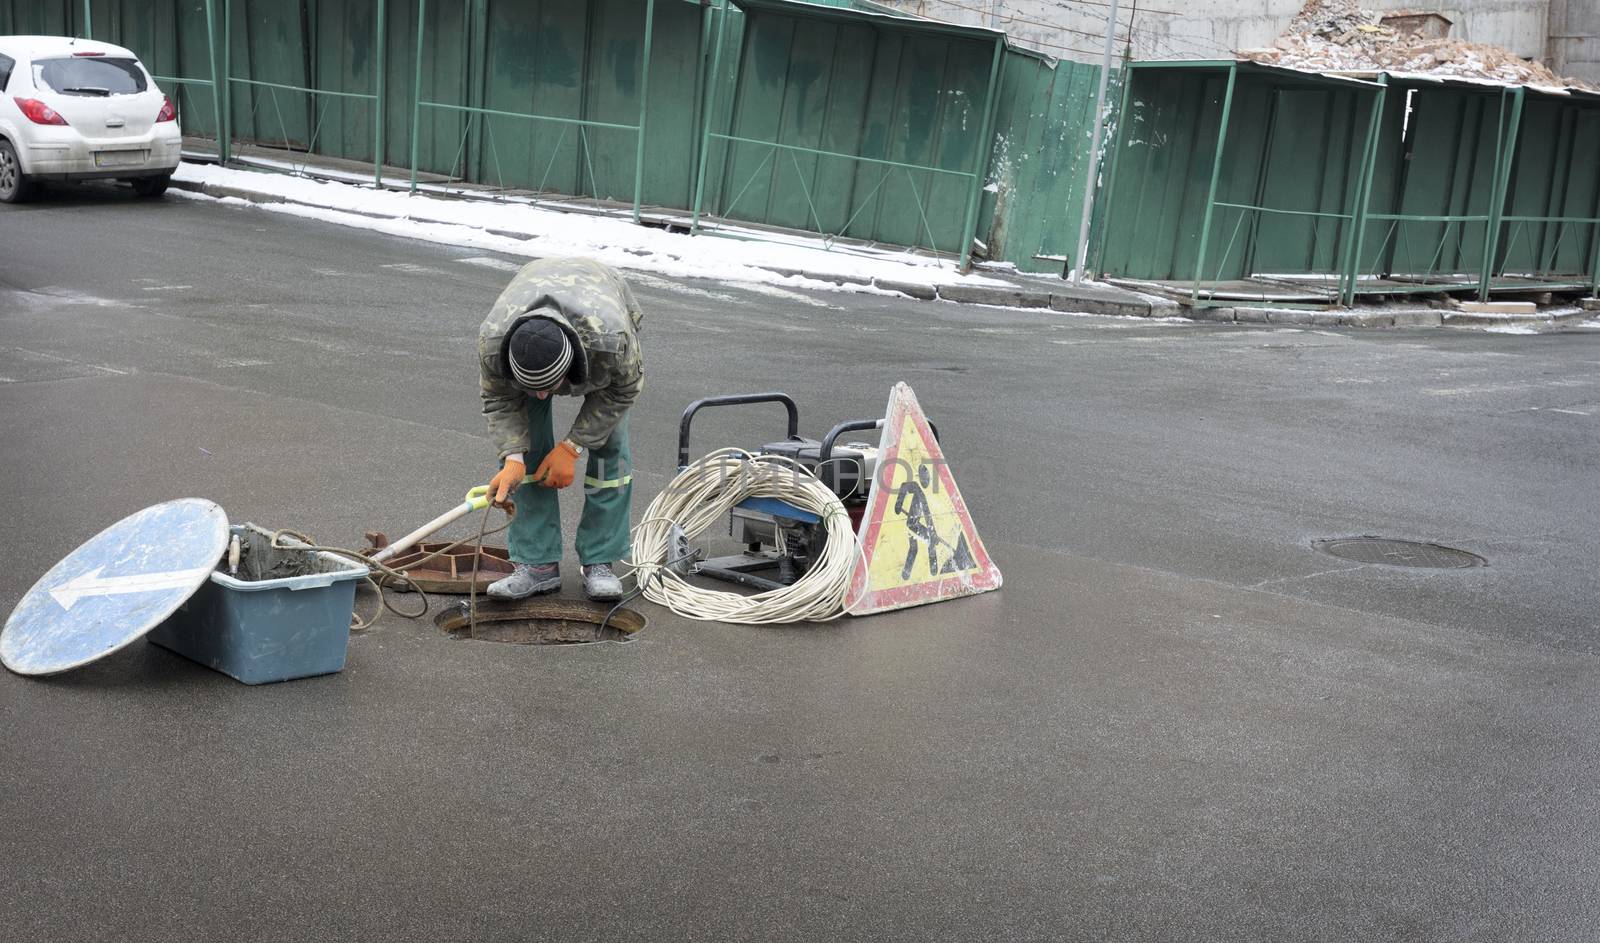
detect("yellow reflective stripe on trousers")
[584,473,633,489]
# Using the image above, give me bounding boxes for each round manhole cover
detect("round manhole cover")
[434,597,645,645]
[1313,537,1486,569]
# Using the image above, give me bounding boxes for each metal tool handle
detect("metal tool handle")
[678,392,800,468]
[369,491,483,563]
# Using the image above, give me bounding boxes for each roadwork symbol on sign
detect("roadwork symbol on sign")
[848,383,1001,615]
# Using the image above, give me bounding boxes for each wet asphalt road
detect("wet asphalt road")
[2,186,1599,941]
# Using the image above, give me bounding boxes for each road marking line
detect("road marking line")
[1427,378,1594,396]
[8,347,130,375]
[647,283,740,303]
[721,281,839,309]
[456,256,520,272]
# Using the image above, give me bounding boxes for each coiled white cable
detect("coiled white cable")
[626,448,861,624]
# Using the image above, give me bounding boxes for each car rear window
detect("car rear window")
[0,54,14,92]
[32,56,148,96]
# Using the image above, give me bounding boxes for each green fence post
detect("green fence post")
[1479,86,1525,301]
[690,0,730,235]
[202,0,224,160]
[1477,88,1509,300]
[632,0,656,223]
[221,0,231,163]
[408,0,427,193]
[957,35,1005,272]
[81,0,91,38]
[373,0,387,187]
[1191,64,1238,305]
[1342,75,1387,306]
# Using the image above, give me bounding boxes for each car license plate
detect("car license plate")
[94,150,148,168]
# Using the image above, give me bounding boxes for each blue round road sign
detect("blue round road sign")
[2,499,229,676]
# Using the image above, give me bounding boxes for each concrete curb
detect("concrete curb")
[1194,305,1595,332]
[1441,309,1592,330]
[172,176,1598,332]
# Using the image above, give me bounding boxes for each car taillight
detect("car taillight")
[72,51,106,56]
[13,98,68,126]
[156,95,176,122]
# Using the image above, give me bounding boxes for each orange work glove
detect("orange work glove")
[488,457,527,507]
[532,440,581,489]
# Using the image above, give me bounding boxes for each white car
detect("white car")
[0,35,182,202]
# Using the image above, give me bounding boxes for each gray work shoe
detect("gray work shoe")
[582,563,625,601]
[487,563,561,600]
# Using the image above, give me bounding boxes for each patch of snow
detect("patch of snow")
[171,162,1015,294]
[1483,325,1541,335]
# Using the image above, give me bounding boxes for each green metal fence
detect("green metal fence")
[1349,77,1518,302]
[0,0,84,34]
[221,0,387,184]
[689,0,1005,268]
[1098,61,1600,305]
[1496,89,1600,296]
[980,51,1108,274]
[6,0,1111,275]
[1096,61,1384,305]
[407,0,658,222]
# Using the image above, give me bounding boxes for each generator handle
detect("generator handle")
[818,417,940,467]
[678,392,799,467]
[818,419,881,470]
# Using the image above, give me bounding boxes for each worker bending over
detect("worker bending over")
[478,257,643,601]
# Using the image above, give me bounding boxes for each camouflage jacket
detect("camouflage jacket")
[478,257,644,457]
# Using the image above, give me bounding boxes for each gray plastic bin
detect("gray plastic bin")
[149,524,368,684]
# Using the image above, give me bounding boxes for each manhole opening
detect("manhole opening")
[1312,537,1486,569]
[433,598,645,645]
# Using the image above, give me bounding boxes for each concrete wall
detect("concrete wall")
[877,1,1579,80]
[1549,0,1600,83]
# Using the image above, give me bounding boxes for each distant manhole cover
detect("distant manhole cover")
[434,597,645,645]
[1313,537,1486,569]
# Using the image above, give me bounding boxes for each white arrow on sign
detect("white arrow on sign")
[49,565,215,611]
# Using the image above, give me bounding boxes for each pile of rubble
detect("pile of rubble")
[1241,0,1597,91]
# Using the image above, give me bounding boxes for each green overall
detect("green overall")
[507,393,633,567]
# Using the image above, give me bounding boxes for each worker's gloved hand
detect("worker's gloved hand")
[489,457,527,508]
[533,440,581,489]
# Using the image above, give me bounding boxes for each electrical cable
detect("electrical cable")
[269,528,431,630]
[270,514,510,632]
[595,545,699,637]
[466,503,497,639]
[625,449,865,625]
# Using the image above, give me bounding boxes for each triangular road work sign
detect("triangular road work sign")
[848,383,1002,615]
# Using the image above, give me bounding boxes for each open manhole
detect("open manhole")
[1313,537,1486,569]
[434,597,646,645]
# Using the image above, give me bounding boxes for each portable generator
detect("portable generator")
[676,392,937,592]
